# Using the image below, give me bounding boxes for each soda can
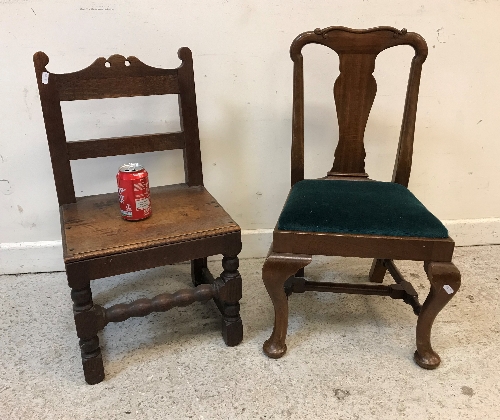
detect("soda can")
[116,163,152,221]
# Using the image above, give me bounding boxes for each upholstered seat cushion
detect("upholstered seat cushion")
[277,180,448,238]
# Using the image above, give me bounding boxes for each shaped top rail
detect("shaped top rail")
[33,48,196,101]
[290,26,427,60]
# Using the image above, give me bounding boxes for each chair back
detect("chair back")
[289,27,428,187]
[34,48,203,206]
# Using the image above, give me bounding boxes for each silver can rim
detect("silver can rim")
[119,163,144,173]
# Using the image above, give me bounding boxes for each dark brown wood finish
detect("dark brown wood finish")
[273,230,455,262]
[369,258,387,283]
[101,284,216,325]
[55,54,180,101]
[65,231,241,288]
[71,283,104,385]
[177,47,204,186]
[415,262,461,368]
[330,53,376,176]
[191,257,208,287]
[66,132,185,160]
[285,274,421,315]
[290,26,427,185]
[263,27,461,370]
[61,184,239,263]
[33,52,76,206]
[34,48,243,384]
[218,256,244,346]
[263,252,312,358]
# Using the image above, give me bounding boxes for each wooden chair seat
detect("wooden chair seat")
[62,184,239,263]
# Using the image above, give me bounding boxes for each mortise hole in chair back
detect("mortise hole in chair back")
[290,26,428,186]
[33,48,203,206]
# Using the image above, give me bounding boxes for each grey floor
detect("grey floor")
[1,245,499,419]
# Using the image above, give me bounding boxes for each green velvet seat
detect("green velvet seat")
[277,179,448,238]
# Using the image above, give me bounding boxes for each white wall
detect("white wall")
[1,1,499,273]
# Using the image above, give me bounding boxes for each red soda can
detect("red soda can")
[116,163,152,221]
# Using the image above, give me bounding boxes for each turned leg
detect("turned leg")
[218,255,243,346]
[191,257,208,286]
[414,261,461,369]
[369,258,387,283]
[262,250,312,359]
[71,284,105,385]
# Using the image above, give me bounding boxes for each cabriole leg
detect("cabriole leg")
[262,250,312,359]
[218,255,243,346]
[71,284,105,385]
[414,261,461,369]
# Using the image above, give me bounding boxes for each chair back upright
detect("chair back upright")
[33,48,203,206]
[289,26,428,187]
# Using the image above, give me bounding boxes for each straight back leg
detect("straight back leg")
[369,258,387,283]
[191,257,208,286]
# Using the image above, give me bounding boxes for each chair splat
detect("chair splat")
[289,26,427,183]
[330,53,377,176]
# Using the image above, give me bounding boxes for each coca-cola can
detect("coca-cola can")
[116,163,152,221]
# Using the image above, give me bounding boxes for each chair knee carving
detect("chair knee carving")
[34,48,243,384]
[262,26,461,369]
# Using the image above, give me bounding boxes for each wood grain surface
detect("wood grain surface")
[61,184,239,263]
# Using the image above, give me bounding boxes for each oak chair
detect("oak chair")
[262,27,461,369]
[34,48,243,385]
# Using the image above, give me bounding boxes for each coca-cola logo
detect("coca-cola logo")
[118,187,126,203]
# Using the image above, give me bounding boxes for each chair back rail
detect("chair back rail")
[289,26,428,186]
[33,47,203,206]
[66,133,185,160]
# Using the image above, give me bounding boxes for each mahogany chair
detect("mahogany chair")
[34,48,243,384]
[262,27,461,369]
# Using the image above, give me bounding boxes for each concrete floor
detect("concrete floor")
[0,245,499,419]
